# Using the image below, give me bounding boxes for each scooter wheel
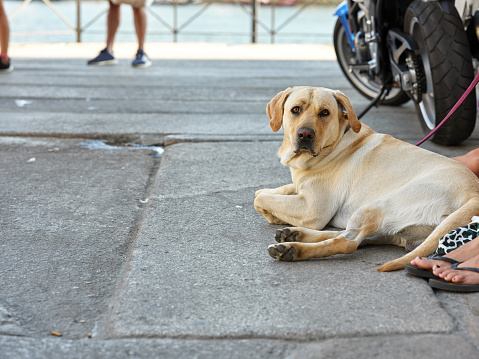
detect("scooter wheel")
[405,0,476,145]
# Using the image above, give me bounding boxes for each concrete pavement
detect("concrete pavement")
[1,43,479,358]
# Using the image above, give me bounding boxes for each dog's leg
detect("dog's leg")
[254,185,302,225]
[255,193,315,227]
[255,190,334,228]
[267,233,359,261]
[275,227,344,243]
[255,206,289,225]
[268,208,382,261]
[255,184,296,197]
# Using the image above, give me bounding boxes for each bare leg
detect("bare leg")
[132,6,147,51]
[0,0,10,65]
[452,148,479,178]
[106,1,121,53]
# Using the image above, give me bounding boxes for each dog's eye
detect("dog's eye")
[320,109,330,117]
[291,106,301,114]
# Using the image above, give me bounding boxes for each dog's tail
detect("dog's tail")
[376,197,479,272]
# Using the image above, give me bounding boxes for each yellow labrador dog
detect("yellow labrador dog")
[254,86,479,271]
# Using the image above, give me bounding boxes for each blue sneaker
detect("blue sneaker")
[87,48,119,66]
[132,49,152,68]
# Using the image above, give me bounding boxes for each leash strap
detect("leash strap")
[415,71,479,146]
[357,85,388,120]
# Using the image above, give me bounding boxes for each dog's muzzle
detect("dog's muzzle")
[295,127,317,156]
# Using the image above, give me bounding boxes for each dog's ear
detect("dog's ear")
[333,90,361,133]
[266,87,293,132]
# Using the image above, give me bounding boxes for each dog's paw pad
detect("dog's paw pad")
[268,246,279,257]
[275,228,300,243]
[267,244,297,261]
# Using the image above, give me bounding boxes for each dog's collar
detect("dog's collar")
[344,124,351,134]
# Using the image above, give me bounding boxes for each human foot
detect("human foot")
[0,55,13,74]
[409,255,459,271]
[429,254,479,292]
[406,236,479,279]
[410,236,479,270]
[405,254,460,279]
[432,254,479,285]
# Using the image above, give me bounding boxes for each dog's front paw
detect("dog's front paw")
[255,207,284,224]
[254,189,263,198]
[254,200,288,225]
[275,228,301,243]
[267,243,298,261]
[255,188,272,198]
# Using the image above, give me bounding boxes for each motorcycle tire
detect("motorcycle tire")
[333,18,410,106]
[404,0,476,145]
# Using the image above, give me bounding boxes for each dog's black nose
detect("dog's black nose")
[297,127,315,141]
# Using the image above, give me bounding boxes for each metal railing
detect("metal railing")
[8,0,83,41]
[7,0,336,44]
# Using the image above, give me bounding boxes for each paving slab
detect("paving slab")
[108,142,454,340]
[1,333,478,359]
[0,136,159,340]
[287,334,479,359]
[436,290,479,347]
[0,336,293,359]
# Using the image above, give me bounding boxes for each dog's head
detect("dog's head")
[266,86,361,168]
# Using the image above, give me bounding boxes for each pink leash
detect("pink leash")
[415,71,479,146]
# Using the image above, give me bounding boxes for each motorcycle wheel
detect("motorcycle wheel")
[333,18,410,106]
[404,0,476,145]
